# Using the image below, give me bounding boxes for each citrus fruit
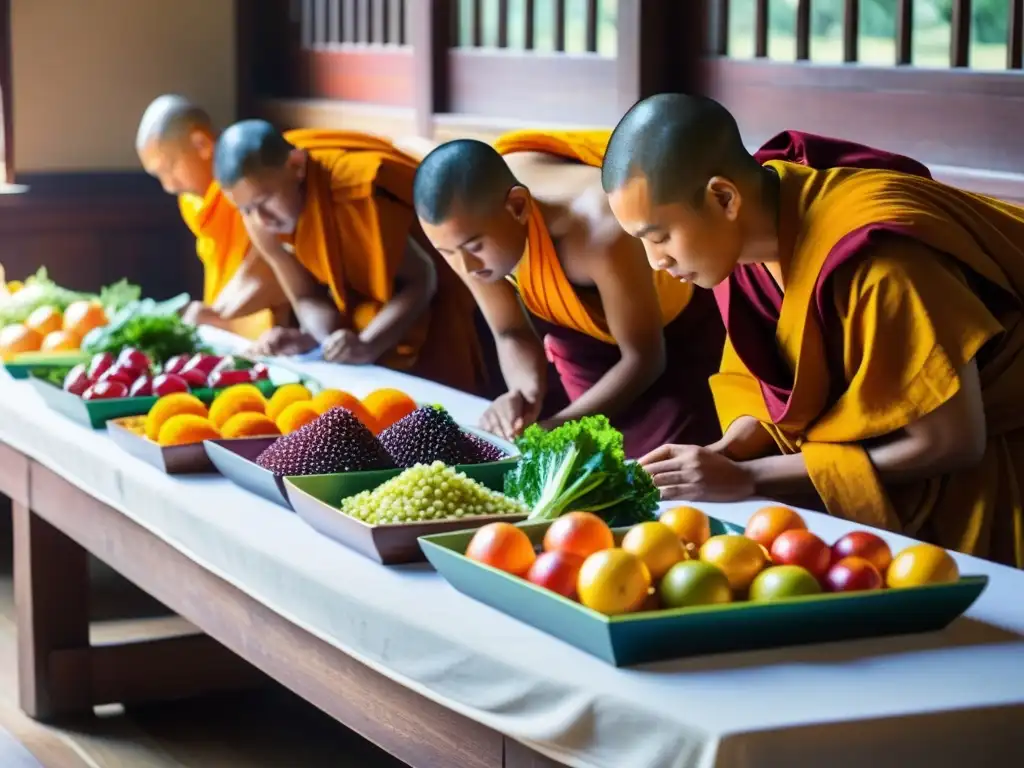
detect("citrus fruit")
[209,386,267,429]
[744,505,807,549]
[542,511,614,559]
[621,521,687,580]
[659,505,712,547]
[362,388,417,432]
[0,324,43,360]
[311,389,377,430]
[749,565,822,601]
[220,412,281,439]
[699,534,769,592]
[526,551,585,599]
[145,393,208,441]
[39,329,81,352]
[577,549,652,615]
[465,522,536,576]
[265,383,312,422]
[157,414,221,446]
[62,300,108,338]
[658,560,732,609]
[886,543,959,588]
[275,401,321,434]
[25,305,64,337]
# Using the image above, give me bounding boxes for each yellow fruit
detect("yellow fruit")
[157,414,220,446]
[577,548,652,616]
[275,400,320,434]
[145,393,208,441]
[886,543,960,588]
[0,324,43,360]
[40,329,81,352]
[311,388,377,429]
[699,534,769,593]
[659,506,712,547]
[265,383,312,422]
[621,521,687,581]
[220,412,282,439]
[25,305,64,337]
[208,386,267,429]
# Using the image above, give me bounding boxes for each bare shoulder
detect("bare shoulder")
[560,181,643,271]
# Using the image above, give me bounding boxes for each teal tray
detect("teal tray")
[286,430,523,564]
[3,351,89,379]
[26,363,315,429]
[419,518,989,667]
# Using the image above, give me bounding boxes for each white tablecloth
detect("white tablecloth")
[1,328,1023,768]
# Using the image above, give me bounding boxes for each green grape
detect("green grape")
[339,461,528,525]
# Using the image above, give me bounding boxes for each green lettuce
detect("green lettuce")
[503,415,659,526]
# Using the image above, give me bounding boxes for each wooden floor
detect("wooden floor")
[0,501,407,768]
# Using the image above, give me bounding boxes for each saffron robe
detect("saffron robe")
[493,129,725,457]
[285,130,488,395]
[711,159,1024,567]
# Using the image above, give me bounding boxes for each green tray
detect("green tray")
[286,430,523,564]
[419,518,989,667]
[3,351,89,379]
[26,364,315,429]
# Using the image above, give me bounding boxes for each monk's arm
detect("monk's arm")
[358,235,438,359]
[242,218,342,342]
[210,249,288,319]
[708,416,777,460]
[742,360,987,496]
[546,237,666,425]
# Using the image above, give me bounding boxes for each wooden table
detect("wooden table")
[0,440,561,768]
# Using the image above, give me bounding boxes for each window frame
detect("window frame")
[1,0,13,185]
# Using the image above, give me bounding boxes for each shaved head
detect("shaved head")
[413,139,519,225]
[213,119,294,189]
[136,94,213,153]
[602,93,757,207]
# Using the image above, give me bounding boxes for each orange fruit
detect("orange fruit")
[577,549,652,615]
[0,324,43,360]
[659,506,712,547]
[465,522,537,576]
[621,521,688,580]
[25,305,64,336]
[209,385,267,429]
[542,511,614,560]
[363,388,417,432]
[62,300,108,338]
[744,505,807,549]
[145,393,208,441]
[39,329,81,352]
[275,401,320,434]
[265,383,312,422]
[886,543,960,588]
[157,414,221,446]
[699,534,769,592]
[220,412,282,439]
[351,300,381,332]
[311,388,377,430]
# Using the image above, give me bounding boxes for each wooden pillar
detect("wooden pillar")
[616,0,707,112]
[411,0,453,137]
[1,0,13,184]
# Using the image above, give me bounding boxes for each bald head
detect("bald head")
[413,139,518,225]
[602,93,757,208]
[136,94,213,153]
[213,120,294,188]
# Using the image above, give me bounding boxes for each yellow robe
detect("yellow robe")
[286,131,487,395]
[711,160,1024,567]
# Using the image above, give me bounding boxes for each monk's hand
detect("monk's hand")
[182,301,223,328]
[639,445,755,502]
[322,329,377,365]
[480,390,541,441]
[247,327,317,358]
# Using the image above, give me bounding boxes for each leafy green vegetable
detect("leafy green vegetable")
[503,415,659,526]
[99,279,142,314]
[81,293,205,364]
[0,268,93,326]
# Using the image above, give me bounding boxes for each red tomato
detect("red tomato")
[152,373,190,396]
[82,380,128,400]
[526,551,586,599]
[831,531,893,574]
[207,369,252,389]
[770,529,832,580]
[86,352,114,382]
[62,364,90,396]
[824,557,883,593]
[128,376,153,397]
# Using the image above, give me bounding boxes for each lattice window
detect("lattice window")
[452,0,619,55]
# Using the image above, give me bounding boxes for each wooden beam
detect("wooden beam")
[1,0,13,183]
[411,0,453,137]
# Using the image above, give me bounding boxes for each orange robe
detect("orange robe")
[711,160,1024,567]
[493,130,725,456]
[285,130,488,395]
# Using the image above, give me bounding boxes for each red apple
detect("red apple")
[824,556,883,593]
[770,529,832,580]
[831,531,893,575]
[128,375,153,397]
[116,347,151,376]
[208,369,252,389]
[525,551,585,599]
[181,368,209,387]
[152,373,190,397]
[82,380,128,400]
[86,352,114,382]
[99,366,135,387]
[181,354,222,377]
[62,364,90,396]
[163,354,190,376]
[249,363,270,382]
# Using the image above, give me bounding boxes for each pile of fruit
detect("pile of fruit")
[464,506,962,616]
[61,351,269,401]
[255,403,510,477]
[341,461,528,525]
[1,299,110,360]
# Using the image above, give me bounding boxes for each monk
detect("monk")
[602,92,1024,567]
[412,132,725,457]
[136,95,289,339]
[212,120,490,395]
